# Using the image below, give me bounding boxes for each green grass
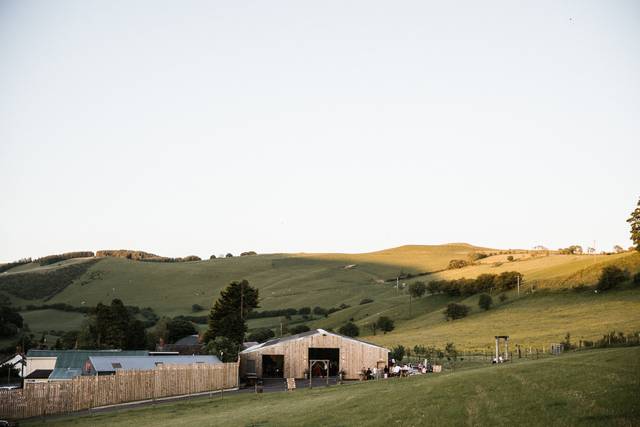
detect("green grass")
[367,287,640,350]
[20,309,87,334]
[23,347,640,426]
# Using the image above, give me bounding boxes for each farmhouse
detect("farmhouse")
[240,329,389,380]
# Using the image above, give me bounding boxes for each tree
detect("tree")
[448,259,468,269]
[559,245,583,255]
[375,316,395,334]
[596,266,628,291]
[167,318,197,343]
[209,255,216,259]
[205,336,238,362]
[478,293,493,311]
[408,282,427,298]
[313,306,328,317]
[613,245,624,254]
[225,253,233,258]
[444,303,469,320]
[338,322,359,337]
[246,328,274,343]
[298,307,311,315]
[191,304,204,312]
[444,342,458,360]
[0,302,23,338]
[495,271,522,291]
[507,255,514,262]
[204,280,259,345]
[634,272,640,286]
[390,345,405,362]
[289,324,310,334]
[628,198,640,252]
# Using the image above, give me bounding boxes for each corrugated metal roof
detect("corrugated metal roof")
[240,329,389,353]
[28,350,149,380]
[88,355,221,372]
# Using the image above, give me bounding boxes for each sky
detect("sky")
[0,1,639,262]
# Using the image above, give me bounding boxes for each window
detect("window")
[111,363,122,369]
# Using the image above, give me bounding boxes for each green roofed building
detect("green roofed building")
[25,349,148,383]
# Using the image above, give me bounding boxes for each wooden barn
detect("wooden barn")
[240,329,389,380]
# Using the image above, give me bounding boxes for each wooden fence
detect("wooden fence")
[0,362,238,420]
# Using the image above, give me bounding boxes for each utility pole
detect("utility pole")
[240,281,244,320]
[517,275,520,297]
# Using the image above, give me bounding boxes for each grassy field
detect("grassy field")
[2,245,639,351]
[23,347,640,426]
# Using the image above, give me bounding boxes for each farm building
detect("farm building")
[25,349,148,382]
[83,355,221,375]
[240,329,389,380]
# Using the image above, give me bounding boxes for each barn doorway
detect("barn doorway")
[262,355,284,378]
[308,348,339,376]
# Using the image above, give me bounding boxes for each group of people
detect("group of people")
[361,360,436,380]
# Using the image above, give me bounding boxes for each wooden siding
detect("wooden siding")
[240,333,388,380]
[0,362,238,420]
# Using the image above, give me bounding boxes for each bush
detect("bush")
[444,303,469,320]
[359,298,374,305]
[375,316,395,333]
[289,324,310,334]
[225,253,233,258]
[499,293,508,302]
[408,281,427,298]
[338,322,359,337]
[478,293,493,311]
[507,255,514,262]
[0,258,32,273]
[390,345,405,362]
[192,304,204,312]
[468,253,488,262]
[448,259,468,269]
[298,307,311,315]
[596,266,629,291]
[209,255,216,260]
[167,318,197,343]
[313,306,328,317]
[240,251,257,256]
[633,272,640,286]
[246,328,275,343]
[36,251,94,266]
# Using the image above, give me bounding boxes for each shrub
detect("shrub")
[338,322,359,337]
[36,251,94,266]
[298,307,311,315]
[167,318,197,343]
[507,255,514,262]
[240,251,257,256]
[444,303,469,320]
[225,253,233,258]
[478,293,493,311]
[289,324,310,334]
[191,304,204,312]
[408,281,427,298]
[633,272,640,286]
[499,293,508,302]
[448,259,468,269]
[596,266,629,291]
[313,306,328,317]
[444,342,458,360]
[376,316,395,334]
[468,252,488,262]
[0,258,32,273]
[247,328,275,343]
[390,345,405,362]
[359,298,374,305]
[209,255,216,259]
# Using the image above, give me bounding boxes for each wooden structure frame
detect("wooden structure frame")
[495,335,509,361]
[240,329,389,380]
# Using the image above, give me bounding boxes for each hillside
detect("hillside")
[23,347,640,426]
[1,245,639,351]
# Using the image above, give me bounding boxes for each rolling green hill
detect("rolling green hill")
[2,244,639,351]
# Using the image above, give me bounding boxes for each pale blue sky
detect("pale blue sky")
[1,1,638,261]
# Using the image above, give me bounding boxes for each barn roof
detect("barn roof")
[240,329,388,353]
[88,355,221,373]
